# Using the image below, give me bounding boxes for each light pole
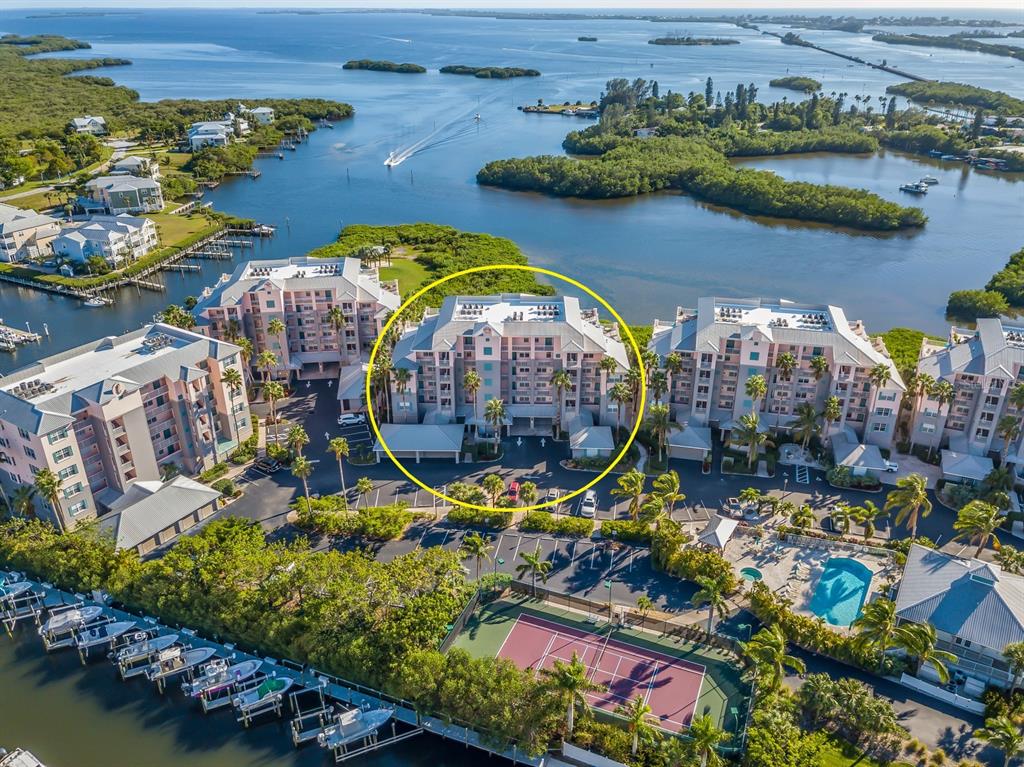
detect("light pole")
[604,578,613,622]
[783,473,789,497]
[493,557,505,576]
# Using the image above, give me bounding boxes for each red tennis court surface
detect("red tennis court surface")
[497,613,705,731]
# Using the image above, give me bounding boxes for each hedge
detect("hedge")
[600,519,652,544]
[446,506,515,530]
[294,497,414,541]
[520,511,594,537]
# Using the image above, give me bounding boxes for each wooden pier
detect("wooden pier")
[225,169,262,179]
[127,278,165,292]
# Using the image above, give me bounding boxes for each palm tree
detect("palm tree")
[999,415,1023,462]
[482,474,504,507]
[885,473,932,539]
[617,695,655,756]
[868,362,892,413]
[651,470,685,519]
[257,349,278,383]
[327,437,350,499]
[1010,381,1024,432]
[33,468,65,532]
[540,652,605,737]
[598,355,619,381]
[929,380,955,459]
[267,317,286,353]
[830,502,854,535]
[663,351,683,382]
[852,500,887,541]
[822,395,842,446]
[9,485,37,519]
[235,337,254,386]
[789,503,815,531]
[327,305,346,351]
[463,369,481,437]
[355,477,374,508]
[687,713,729,767]
[635,594,654,630]
[734,413,772,470]
[222,367,244,443]
[263,380,285,446]
[611,469,646,521]
[788,402,820,450]
[776,352,797,381]
[551,369,573,436]
[515,545,552,597]
[644,402,679,463]
[484,397,506,455]
[741,624,805,690]
[745,374,767,415]
[625,366,644,418]
[954,499,1003,558]
[975,715,1024,767]
[692,576,728,637]
[810,354,829,381]
[291,456,314,512]
[852,597,898,671]
[392,367,411,416]
[895,622,957,683]
[519,481,537,507]
[609,382,631,434]
[459,531,493,581]
[738,486,762,510]
[287,424,309,457]
[1004,642,1024,693]
[648,369,668,405]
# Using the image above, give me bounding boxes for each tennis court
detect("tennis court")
[498,613,705,731]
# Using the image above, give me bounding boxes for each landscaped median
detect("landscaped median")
[293,495,421,540]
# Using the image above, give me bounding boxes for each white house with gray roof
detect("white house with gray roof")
[194,256,400,382]
[895,543,1024,690]
[389,294,629,435]
[912,319,1024,482]
[649,297,904,449]
[83,175,164,215]
[0,324,250,531]
[52,214,158,267]
[69,116,107,135]
[0,203,60,263]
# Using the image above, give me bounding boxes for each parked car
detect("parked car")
[507,481,521,503]
[578,490,598,518]
[253,457,282,473]
[883,460,899,473]
[544,487,561,511]
[337,413,366,426]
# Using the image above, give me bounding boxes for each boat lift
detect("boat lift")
[289,681,337,746]
[184,657,263,712]
[145,645,218,693]
[232,673,298,728]
[74,620,137,664]
[110,632,181,680]
[1,575,44,636]
[39,605,106,651]
[317,705,418,763]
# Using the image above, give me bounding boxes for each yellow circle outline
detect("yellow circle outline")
[366,264,647,513]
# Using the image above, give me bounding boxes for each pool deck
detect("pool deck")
[728,534,893,630]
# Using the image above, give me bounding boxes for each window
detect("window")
[23,446,36,460]
[749,352,760,361]
[921,423,936,434]
[57,465,78,481]
[52,447,74,463]
[484,379,493,387]
[47,428,69,444]
[874,408,893,418]
[483,347,493,356]
[872,423,888,432]
[63,482,83,499]
[18,427,29,440]
[67,500,88,517]
[482,363,493,372]
[748,368,758,376]
[265,300,276,309]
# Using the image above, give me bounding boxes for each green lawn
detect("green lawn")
[379,258,432,294]
[820,735,914,767]
[147,211,214,244]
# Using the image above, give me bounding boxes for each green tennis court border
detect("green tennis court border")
[452,595,752,737]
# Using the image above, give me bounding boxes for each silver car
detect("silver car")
[578,490,598,518]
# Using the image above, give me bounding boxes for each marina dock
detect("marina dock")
[0,322,42,353]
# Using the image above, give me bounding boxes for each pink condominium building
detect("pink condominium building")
[194,256,400,382]
[0,324,250,531]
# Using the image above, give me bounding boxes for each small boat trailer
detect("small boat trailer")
[39,605,106,651]
[145,646,218,693]
[183,658,263,712]
[74,620,136,664]
[232,674,297,727]
[110,632,181,679]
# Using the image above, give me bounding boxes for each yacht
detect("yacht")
[899,181,929,195]
[920,175,939,185]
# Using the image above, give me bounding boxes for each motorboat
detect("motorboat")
[38,605,104,636]
[920,175,939,185]
[899,181,929,194]
[75,620,136,650]
[83,297,106,308]
[232,675,295,712]
[318,707,395,751]
[145,646,218,682]
[183,658,262,698]
[110,632,179,665]
[0,581,32,603]
[384,151,399,167]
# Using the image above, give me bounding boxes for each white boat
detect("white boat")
[318,707,395,750]
[83,297,106,308]
[0,581,32,603]
[899,181,929,194]
[183,658,262,698]
[75,620,136,650]
[384,151,399,167]
[232,675,295,712]
[0,748,46,767]
[110,632,179,664]
[920,175,939,185]
[39,605,104,636]
[145,646,217,682]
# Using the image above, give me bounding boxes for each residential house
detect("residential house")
[388,294,630,436]
[912,319,1024,483]
[0,204,60,263]
[110,155,161,179]
[194,256,400,382]
[649,297,904,449]
[69,116,107,135]
[0,324,251,530]
[83,175,164,214]
[187,121,232,151]
[52,215,159,267]
[248,106,275,125]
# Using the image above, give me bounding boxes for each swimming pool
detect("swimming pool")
[740,567,763,582]
[808,557,873,627]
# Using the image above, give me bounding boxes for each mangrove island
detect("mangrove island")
[342,59,426,74]
[769,76,822,93]
[439,65,541,78]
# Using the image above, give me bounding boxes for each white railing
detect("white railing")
[899,673,986,714]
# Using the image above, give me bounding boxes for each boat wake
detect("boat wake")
[384,100,494,167]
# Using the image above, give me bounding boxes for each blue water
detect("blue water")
[808,557,874,627]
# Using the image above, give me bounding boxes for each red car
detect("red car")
[507,481,521,503]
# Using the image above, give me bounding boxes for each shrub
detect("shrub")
[211,478,239,498]
[520,511,593,537]
[446,506,514,530]
[293,496,413,540]
[599,519,652,544]
[946,289,1010,322]
[229,428,258,464]
[198,462,229,484]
